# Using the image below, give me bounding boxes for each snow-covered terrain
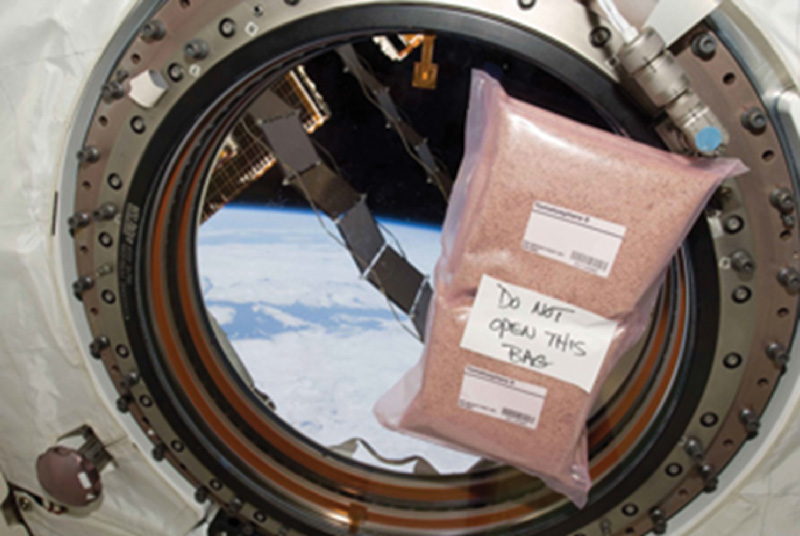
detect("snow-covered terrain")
[198,206,478,473]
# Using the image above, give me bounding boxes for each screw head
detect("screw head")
[184,39,209,60]
[772,187,797,213]
[167,63,184,82]
[723,215,744,234]
[730,250,755,273]
[590,26,612,48]
[219,18,236,37]
[732,285,752,303]
[767,342,790,367]
[779,267,800,292]
[89,336,110,359]
[741,107,768,134]
[102,81,125,101]
[740,408,760,438]
[141,20,166,41]
[691,32,717,60]
[77,146,100,165]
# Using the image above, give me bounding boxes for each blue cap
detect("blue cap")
[695,126,724,154]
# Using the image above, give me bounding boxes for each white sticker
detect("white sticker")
[458,365,546,430]
[460,275,618,393]
[522,201,626,278]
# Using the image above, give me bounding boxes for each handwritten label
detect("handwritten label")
[459,275,618,392]
[522,201,626,278]
[458,366,546,430]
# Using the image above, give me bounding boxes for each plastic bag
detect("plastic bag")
[374,70,748,507]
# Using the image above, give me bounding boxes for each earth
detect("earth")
[197,205,478,473]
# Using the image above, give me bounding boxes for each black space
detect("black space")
[232,34,611,225]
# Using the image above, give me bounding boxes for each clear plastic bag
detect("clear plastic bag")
[374,70,748,507]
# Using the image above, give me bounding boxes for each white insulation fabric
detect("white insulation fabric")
[0,1,204,535]
[0,0,797,535]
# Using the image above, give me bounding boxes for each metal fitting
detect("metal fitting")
[219,18,236,38]
[730,249,755,274]
[89,336,110,359]
[650,507,668,535]
[741,107,768,134]
[68,211,91,235]
[77,146,100,165]
[94,203,118,221]
[771,187,796,214]
[141,20,166,41]
[767,342,790,367]
[101,81,125,101]
[691,32,717,60]
[72,276,94,301]
[184,39,209,60]
[778,267,800,292]
[617,28,728,155]
[739,408,760,439]
[699,462,718,492]
[152,442,167,462]
[723,215,744,234]
[116,395,132,413]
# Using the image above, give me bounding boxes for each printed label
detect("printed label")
[460,275,618,393]
[458,365,546,430]
[522,201,626,278]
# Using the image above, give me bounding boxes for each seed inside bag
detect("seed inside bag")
[373,70,748,507]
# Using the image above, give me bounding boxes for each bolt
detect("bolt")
[691,32,717,60]
[152,442,167,462]
[68,211,92,235]
[97,264,114,277]
[650,508,668,535]
[590,26,612,48]
[778,267,800,292]
[194,486,209,504]
[94,203,118,221]
[116,395,132,413]
[730,249,755,273]
[699,463,718,492]
[684,437,704,463]
[219,18,236,38]
[184,39,209,60]
[141,20,166,41]
[771,187,796,214]
[226,497,243,516]
[121,371,140,389]
[518,0,536,9]
[741,107,768,134]
[101,81,125,101]
[723,215,744,234]
[17,496,32,512]
[77,146,100,165]
[101,289,116,304]
[767,342,790,367]
[72,276,94,301]
[740,408,760,439]
[783,213,797,229]
[89,336,110,359]
[168,63,184,82]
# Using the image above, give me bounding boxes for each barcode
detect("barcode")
[501,407,536,424]
[570,251,609,272]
